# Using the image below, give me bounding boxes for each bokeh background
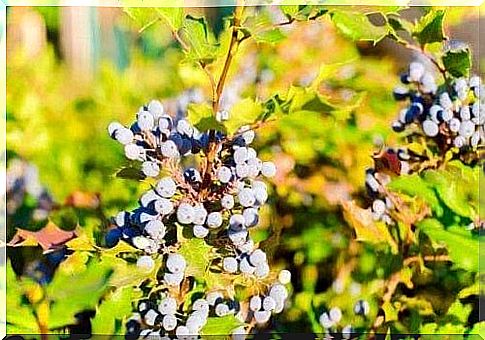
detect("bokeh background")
[4,5,485,336]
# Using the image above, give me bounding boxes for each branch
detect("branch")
[400,41,447,80]
[275,18,295,27]
[371,253,451,333]
[403,254,451,266]
[214,8,244,113]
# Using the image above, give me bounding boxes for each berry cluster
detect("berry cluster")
[106,100,290,338]
[365,165,399,226]
[365,63,483,227]
[317,299,369,339]
[392,62,484,155]
[318,306,352,339]
[126,276,290,339]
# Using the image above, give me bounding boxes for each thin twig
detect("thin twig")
[275,18,295,27]
[138,17,161,34]
[200,2,245,198]
[214,5,245,113]
[173,30,190,52]
[403,254,451,266]
[401,42,448,80]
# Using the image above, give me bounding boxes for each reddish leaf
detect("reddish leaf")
[8,221,77,252]
[373,148,401,176]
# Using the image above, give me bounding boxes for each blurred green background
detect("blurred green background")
[5,5,484,336]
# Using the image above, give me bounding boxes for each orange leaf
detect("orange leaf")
[64,191,100,209]
[8,221,77,252]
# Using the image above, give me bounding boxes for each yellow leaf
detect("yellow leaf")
[58,251,91,275]
[65,226,96,251]
[23,281,44,304]
[382,301,399,322]
[342,201,398,253]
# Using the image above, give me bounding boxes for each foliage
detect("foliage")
[6,4,482,338]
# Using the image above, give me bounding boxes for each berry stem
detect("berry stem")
[401,41,448,80]
[201,2,246,198]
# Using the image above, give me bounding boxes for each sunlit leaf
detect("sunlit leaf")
[446,299,472,324]
[179,15,220,64]
[57,251,90,275]
[382,301,398,322]
[124,8,160,32]
[418,219,479,272]
[46,259,113,329]
[187,103,225,133]
[331,10,390,44]
[342,201,398,253]
[178,237,214,278]
[200,315,244,336]
[156,7,184,31]
[6,261,39,333]
[243,12,286,45]
[225,98,263,135]
[91,286,136,335]
[423,161,479,219]
[387,173,442,216]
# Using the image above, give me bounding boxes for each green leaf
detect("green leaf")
[178,237,213,277]
[200,315,244,336]
[286,86,337,115]
[387,173,442,216]
[243,13,286,45]
[458,281,479,299]
[253,28,286,45]
[123,8,160,32]
[281,5,300,18]
[412,9,446,46]
[442,46,472,78]
[382,301,399,322]
[5,261,39,333]
[156,7,184,31]
[225,98,263,135]
[179,15,219,64]
[423,162,479,219]
[46,259,113,329]
[446,299,472,324]
[104,256,157,288]
[124,7,184,33]
[187,103,225,133]
[331,10,389,44]
[418,219,479,272]
[91,286,135,335]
